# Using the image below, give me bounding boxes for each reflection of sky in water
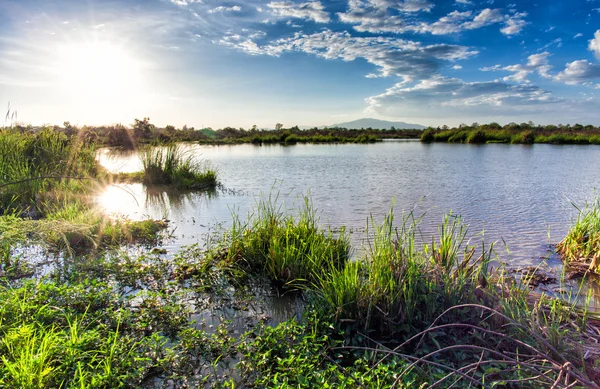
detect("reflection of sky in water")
[97,141,600,270]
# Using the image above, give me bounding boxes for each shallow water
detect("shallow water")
[97,141,600,272]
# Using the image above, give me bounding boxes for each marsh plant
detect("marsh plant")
[557,199,600,274]
[311,210,492,338]
[214,193,350,289]
[0,129,98,217]
[139,144,217,190]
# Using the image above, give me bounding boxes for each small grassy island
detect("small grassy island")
[1,125,600,388]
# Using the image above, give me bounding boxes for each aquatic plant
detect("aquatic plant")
[0,128,98,216]
[215,194,350,289]
[312,209,492,338]
[557,199,600,274]
[139,144,217,189]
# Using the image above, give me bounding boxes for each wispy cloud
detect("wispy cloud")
[220,29,477,82]
[365,76,562,118]
[500,12,527,36]
[267,1,330,23]
[339,5,527,36]
[208,6,242,14]
[481,52,552,83]
[170,0,203,6]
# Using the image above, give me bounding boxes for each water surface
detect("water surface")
[97,141,600,269]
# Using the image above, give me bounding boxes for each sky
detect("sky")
[1,0,600,129]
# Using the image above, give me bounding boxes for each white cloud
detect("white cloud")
[339,5,527,36]
[365,76,562,118]
[170,0,203,6]
[452,64,462,69]
[455,0,472,5]
[541,37,562,49]
[500,12,527,36]
[267,1,330,23]
[220,29,476,82]
[480,52,552,83]
[337,0,434,34]
[589,30,600,58]
[574,33,583,39]
[208,5,242,14]
[554,60,600,85]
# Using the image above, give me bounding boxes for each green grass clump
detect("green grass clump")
[0,129,98,216]
[140,144,217,189]
[312,210,491,338]
[215,194,350,289]
[557,200,600,274]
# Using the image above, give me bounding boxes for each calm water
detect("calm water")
[97,141,600,269]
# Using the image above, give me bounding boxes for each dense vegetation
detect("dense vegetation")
[2,125,600,387]
[420,122,600,144]
[2,190,600,387]
[16,119,422,148]
[558,200,600,275]
[0,128,216,253]
[18,118,600,148]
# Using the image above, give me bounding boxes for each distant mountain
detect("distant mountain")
[326,118,426,130]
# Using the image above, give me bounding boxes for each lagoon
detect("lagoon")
[98,140,600,269]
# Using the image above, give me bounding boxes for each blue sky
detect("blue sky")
[2,0,600,128]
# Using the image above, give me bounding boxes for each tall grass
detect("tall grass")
[312,209,492,338]
[139,144,217,189]
[557,199,600,274]
[0,128,98,216]
[215,194,350,289]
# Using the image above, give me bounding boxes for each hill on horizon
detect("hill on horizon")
[325,118,426,130]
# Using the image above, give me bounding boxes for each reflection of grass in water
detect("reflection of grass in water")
[144,185,217,214]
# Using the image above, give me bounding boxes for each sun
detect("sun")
[54,40,145,106]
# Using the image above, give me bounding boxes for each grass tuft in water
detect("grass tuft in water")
[215,193,350,290]
[139,144,217,190]
[312,209,492,338]
[557,199,600,274]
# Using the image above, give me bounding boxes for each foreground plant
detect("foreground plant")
[557,199,600,274]
[213,193,350,289]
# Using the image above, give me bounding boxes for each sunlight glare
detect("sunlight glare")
[55,41,144,105]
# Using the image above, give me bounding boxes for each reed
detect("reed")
[557,199,600,274]
[312,209,492,338]
[216,194,350,289]
[0,128,98,216]
[139,144,217,189]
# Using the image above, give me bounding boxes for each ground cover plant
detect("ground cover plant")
[206,195,600,387]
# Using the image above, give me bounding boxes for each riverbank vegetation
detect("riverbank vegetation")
[137,144,217,190]
[421,122,600,144]
[15,118,600,148]
[0,128,218,253]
